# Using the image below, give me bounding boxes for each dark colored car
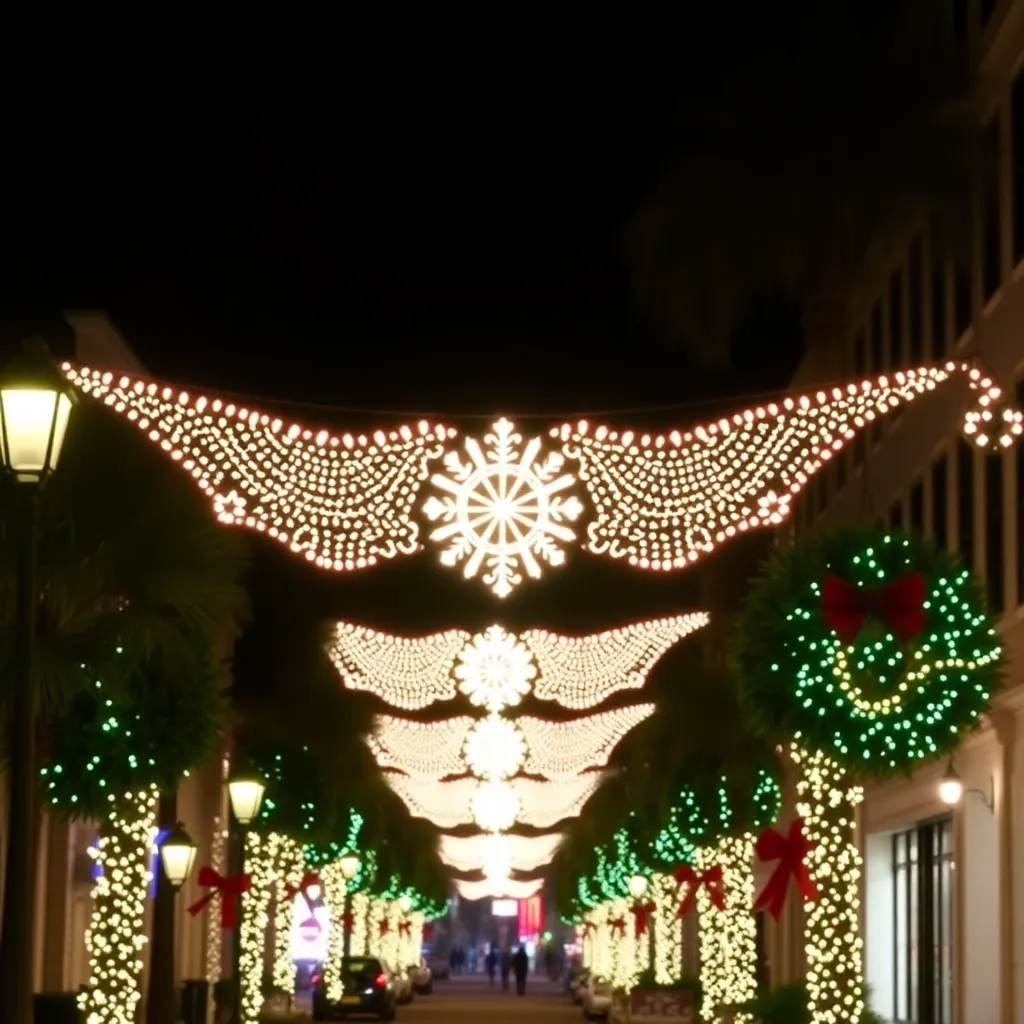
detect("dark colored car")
[311,956,397,1021]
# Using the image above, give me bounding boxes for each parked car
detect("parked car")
[409,959,433,994]
[426,954,450,980]
[579,974,614,1021]
[311,955,397,1021]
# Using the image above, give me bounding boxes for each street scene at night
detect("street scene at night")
[0,3,1022,1024]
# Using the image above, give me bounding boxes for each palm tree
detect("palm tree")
[630,0,981,369]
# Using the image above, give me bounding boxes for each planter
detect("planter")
[626,987,696,1022]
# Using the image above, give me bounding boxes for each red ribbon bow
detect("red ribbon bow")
[674,864,726,917]
[338,911,355,932]
[284,872,322,912]
[630,901,656,938]
[187,866,252,930]
[581,920,597,937]
[379,919,391,937]
[609,916,627,937]
[753,818,819,920]
[398,920,412,937]
[821,571,926,645]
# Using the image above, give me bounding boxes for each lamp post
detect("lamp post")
[339,850,361,957]
[228,772,266,1024]
[159,822,199,891]
[0,339,76,1024]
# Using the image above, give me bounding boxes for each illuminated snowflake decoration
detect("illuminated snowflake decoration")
[481,835,514,882]
[472,781,521,832]
[463,714,527,781]
[423,417,584,597]
[455,626,537,712]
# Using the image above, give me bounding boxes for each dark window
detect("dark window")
[957,439,975,571]
[853,331,866,375]
[854,434,866,469]
[893,818,954,1024]
[1014,72,1024,264]
[870,300,884,370]
[986,453,1005,612]
[889,269,904,365]
[1018,379,1024,604]
[981,0,996,26]
[909,237,924,363]
[837,447,847,490]
[932,223,949,356]
[890,497,904,531]
[982,117,1003,303]
[952,0,968,42]
[953,233,973,339]
[932,453,949,549]
[910,479,925,534]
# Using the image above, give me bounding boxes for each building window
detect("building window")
[889,269,904,365]
[853,330,866,376]
[931,453,948,549]
[980,0,996,26]
[854,433,866,470]
[982,116,1003,303]
[953,233,973,340]
[890,497,904,531]
[908,236,924,363]
[1017,379,1024,605]
[910,479,925,535]
[893,817,954,1024]
[1013,72,1024,265]
[986,453,1005,613]
[931,221,948,356]
[837,447,847,491]
[957,439,975,571]
[951,0,969,42]
[871,300,884,443]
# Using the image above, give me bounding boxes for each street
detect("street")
[397,973,582,1022]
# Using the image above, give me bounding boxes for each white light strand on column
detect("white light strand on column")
[652,873,682,986]
[329,624,469,710]
[369,715,474,777]
[240,832,277,1024]
[272,838,305,995]
[793,745,865,1024]
[205,817,226,1024]
[524,615,709,709]
[79,787,159,1024]
[518,705,656,778]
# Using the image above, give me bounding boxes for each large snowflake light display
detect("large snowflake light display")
[439,833,565,875]
[455,626,536,712]
[455,877,544,901]
[463,716,527,780]
[423,417,583,597]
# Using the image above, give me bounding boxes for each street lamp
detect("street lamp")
[628,875,648,900]
[160,822,199,891]
[339,850,361,957]
[0,339,76,1024]
[938,759,994,812]
[228,771,266,1024]
[399,894,412,915]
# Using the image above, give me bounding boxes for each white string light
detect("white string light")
[651,873,683,986]
[329,624,469,710]
[512,775,605,829]
[370,715,474,777]
[272,840,305,995]
[383,774,479,829]
[454,876,545,900]
[518,705,656,778]
[463,714,528,781]
[63,365,454,570]
[439,833,565,874]
[524,616,709,709]
[79,787,159,1024]
[471,781,521,832]
[455,626,537,711]
[205,817,226,1024]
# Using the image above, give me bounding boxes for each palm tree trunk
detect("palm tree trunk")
[146,789,179,1024]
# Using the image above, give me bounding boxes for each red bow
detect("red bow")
[753,818,819,920]
[630,901,656,938]
[581,920,597,937]
[379,919,391,937]
[187,867,251,930]
[338,911,355,932]
[284,872,322,912]
[674,864,725,916]
[398,920,411,937]
[821,571,926,644]
[609,916,627,937]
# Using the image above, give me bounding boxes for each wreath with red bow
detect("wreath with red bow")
[733,526,1002,774]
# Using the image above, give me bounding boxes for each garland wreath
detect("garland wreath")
[733,526,1003,775]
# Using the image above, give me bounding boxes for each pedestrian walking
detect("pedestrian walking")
[512,945,529,996]
[500,948,512,990]
[485,947,498,986]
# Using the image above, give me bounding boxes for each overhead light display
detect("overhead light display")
[454,876,544,901]
[455,626,536,712]
[463,716,528,781]
[439,834,565,875]
[368,715,473,778]
[470,781,521,833]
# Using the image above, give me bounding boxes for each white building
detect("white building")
[787,3,1024,1020]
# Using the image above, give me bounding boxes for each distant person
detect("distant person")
[485,947,498,986]
[500,948,512,990]
[512,945,529,996]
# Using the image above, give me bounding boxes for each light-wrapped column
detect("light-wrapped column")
[205,817,227,1024]
[608,898,636,989]
[792,745,865,1024]
[321,863,347,1000]
[240,832,277,1023]
[695,836,757,1023]
[79,787,159,1024]
[272,839,304,994]
[351,892,370,956]
[652,873,682,984]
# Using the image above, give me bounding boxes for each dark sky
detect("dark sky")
[0,14,809,423]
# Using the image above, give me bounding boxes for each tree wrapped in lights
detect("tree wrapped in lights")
[734,526,1002,1024]
[42,634,227,1024]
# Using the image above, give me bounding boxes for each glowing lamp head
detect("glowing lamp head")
[340,851,361,881]
[939,761,964,806]
[399,894,413,914]
[305,883,322,903]
[228,773,266,825]
[0,340,76,484]
[159,822,198,891]
[628,875,648,900]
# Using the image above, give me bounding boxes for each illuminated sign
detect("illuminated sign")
[492,899,518,917]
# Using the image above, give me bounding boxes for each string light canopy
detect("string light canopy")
[329,616,707,711]
[454,876,545,901]
[369,715,474,778]
[439,833,565,875]
[463,715,528,781]
[65,361,1019,587]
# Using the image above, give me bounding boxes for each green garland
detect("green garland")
[733,526,1002,775]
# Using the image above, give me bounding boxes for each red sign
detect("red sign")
[517,895,542,939]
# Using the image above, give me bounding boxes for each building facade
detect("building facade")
[785,3,1024,1021]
